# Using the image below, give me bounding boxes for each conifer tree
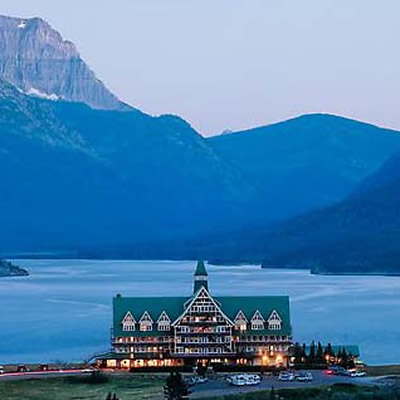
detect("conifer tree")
[308,340,316,365]
[316,342,324,363]
[164,371,190,400]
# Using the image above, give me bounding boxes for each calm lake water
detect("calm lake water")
[1,260,400,365]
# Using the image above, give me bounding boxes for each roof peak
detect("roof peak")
[194,260,208,276]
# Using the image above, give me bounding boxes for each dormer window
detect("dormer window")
[251,310,265,330]
[268,310,282,330]
[121,311,136,332]
[139,311,153,331]
[234,310,248,331]
[157,311,171,331]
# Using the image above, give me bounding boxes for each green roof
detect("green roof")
[113,293,291,337]
[194,260,208,276]
[113,295,188,337]
[215,296,291,336]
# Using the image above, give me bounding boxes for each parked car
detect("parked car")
[39,364,49,371]
[189,376,208,385]
[17,365,29,373]
[245,374,261,386]
[350,370,367,378]
[278,371,295,381]
[0,366,4,374]
[228,374,247,386]
[295,372,313,382]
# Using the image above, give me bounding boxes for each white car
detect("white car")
[190,376,208,384]
[295,372,313,382]
[278,372,295,381]
[351,371,367,378]
[245,374,261,385]
[229,374,247,386]
[0,366,4,375]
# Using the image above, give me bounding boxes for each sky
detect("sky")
[0,0,399,136]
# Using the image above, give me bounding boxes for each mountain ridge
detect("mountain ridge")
[0,14,130,110]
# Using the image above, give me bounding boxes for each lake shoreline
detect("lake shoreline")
[0,259,29,278]
[5,254,400,278]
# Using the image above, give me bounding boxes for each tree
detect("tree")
[341,347,348,367]
[324,343,335,362]
[308,341,316,365]
[164,371,190,400]
[302,343,307,361]
[316,342,324,363]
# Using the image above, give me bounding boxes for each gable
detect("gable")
[139,311,153,323]
[268,310,282,322]
[234,310,248,322]
[157,311,171,323]
[251,310,265,322]
[173,286,234,327]
[122,311,135,324]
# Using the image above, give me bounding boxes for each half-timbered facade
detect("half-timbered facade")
[100,261,292,369]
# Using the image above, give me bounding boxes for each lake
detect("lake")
[0,260,399,365]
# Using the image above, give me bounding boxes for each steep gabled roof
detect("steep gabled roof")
[113,295,188,336]
[113,294,291,336]
[215,296,291,335]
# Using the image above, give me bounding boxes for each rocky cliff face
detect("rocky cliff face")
[0,15,128,110]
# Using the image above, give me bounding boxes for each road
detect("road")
[191,371,377,398]
[0,369,93,382]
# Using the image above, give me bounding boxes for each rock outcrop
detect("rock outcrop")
[0,14,128,110]
[0,259,29,277]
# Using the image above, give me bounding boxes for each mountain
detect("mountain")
[204,149,400,274]
[259,155,400,274]
[0,259,28,277]
[208,114,400,221]
[81,115,400,261]
[0,78,256,253]
[0,15,128,110]
[1,14,400,260]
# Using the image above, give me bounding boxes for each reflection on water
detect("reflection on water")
[0,259,399,364]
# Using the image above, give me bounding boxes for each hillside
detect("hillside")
[259,151,400,274]
[0,79,256,253]
[199,150,400,274]
[209,114,400,221]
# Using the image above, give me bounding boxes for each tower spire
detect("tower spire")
[193,260,208,293]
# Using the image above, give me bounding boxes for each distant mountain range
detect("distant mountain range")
[1,14,400,274]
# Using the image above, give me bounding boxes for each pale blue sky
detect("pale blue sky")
[1,0,399,135]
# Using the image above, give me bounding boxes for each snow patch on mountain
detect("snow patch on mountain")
[27,87,60,101]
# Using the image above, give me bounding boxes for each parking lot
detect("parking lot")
[191,371,375,398]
